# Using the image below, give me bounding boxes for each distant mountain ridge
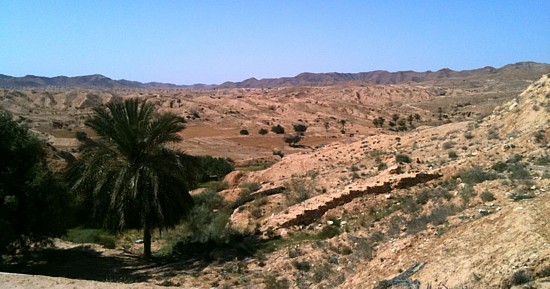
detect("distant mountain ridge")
[1,62,549,89]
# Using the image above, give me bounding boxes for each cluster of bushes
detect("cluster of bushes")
[0,111,72,254]
[193,155,234,183]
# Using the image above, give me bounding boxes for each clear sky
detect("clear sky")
[1,1,549,85]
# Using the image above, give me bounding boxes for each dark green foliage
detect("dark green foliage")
[258,128,268,135]
[534,129,546,144]
[239,129,249,135]
[0,111,71,253]
[284,134,302,146]
[317,225,341,239]
[448,151,458,159]
[184,189,235,243]
[491,161,508,172]
[480,191,496,202]
[312,262,333,282]
[75,131,88,141]
[442,141,455,149]
[464,131,474,139]
[535,155,550,166]
[273,150,284,158]
[377,162,388,171]
[400,196,420,213]
[264,275,290,289]
[271,124,285,134]
[416,189,431,205]
[194,155,234,182]
[508,269,532,286]
[62,228,116,249]
[395,154,412,163]
[292,260,312,271]
[293,123,307,135]
[460,166,498,184]
[68,99,197,259]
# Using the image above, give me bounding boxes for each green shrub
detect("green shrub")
[258,128,268,135]
[442,141,456,149]
[535,155,550,166]
[283,134,301,146]
[416,189,431,205]
[400,196,420,213]
[491,161,507,172]
[63,228,116,249]
[460,166,498,184]
[75,131,88,141]
[293,123,308,135]
[487,127,500,140]
[480,191,496,202]
[239,182,261,193]
[395,154,412,163]
[448,151,458,159]
[184,190,235,243]
[377,162,388,171]
[312,262,333,283]
[317,225,341,239]
[203,181,229,192]
[508,269,532,285]
[271,124,285,134]
[239,129,249,135]
[292,260,312,271]
[263,276,290,289]
[195,155,234,183]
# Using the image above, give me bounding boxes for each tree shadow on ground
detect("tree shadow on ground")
[0,244,209,283]
[0,235,267,284]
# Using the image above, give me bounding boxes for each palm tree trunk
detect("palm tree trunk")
[143,223,152,259]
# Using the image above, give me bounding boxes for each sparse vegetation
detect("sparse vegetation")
[239,129,249,135]
[448,150,458,159]
[283,134,302,146]
[395,153,412,163]
[460,166,498,184]
[271,124,285,134]
[259,128,268,135]
[293,123,307,135]
[480,191,496,202]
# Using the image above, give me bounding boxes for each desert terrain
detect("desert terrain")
[0,63,549,288]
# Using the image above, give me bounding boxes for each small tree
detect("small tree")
[372,118,380,128]
[323,121,330,133]
[284,134,302,147]
[414,113,421,122]
[378,116,385,127]
[397,119,408,131]
[392,114,400,122]
[271,124,285,134]
[258,128,268,135]
[407,114,414,126]
[438,107,443,120]
[340,119,347,134]
[293,123,308,135]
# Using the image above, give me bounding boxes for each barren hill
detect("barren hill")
[0,71,548,288]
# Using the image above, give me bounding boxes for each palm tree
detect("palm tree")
[69,99,197,259]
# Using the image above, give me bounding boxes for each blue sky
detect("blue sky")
[1,1,549,84]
